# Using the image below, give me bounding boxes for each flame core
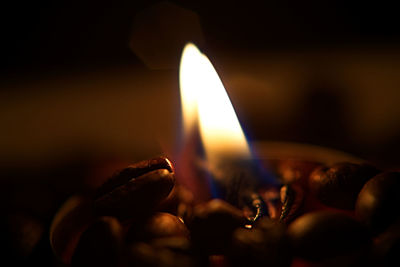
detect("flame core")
[179,43,250,163]
[179,43,202,135]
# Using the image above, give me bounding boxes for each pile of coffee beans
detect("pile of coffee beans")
[49,157,399,267]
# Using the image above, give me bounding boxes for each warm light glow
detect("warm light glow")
[179,43,202,134]
[179,43,250,162]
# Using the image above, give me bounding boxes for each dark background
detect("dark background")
[1,1,400,166]
[0,1,399,265]
[2,1,400,74]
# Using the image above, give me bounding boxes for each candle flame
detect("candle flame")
[179,43,250,163]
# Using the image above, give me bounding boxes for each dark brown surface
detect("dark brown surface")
[94,168,175,220]
[188,199,247,255]
[71,216,123,267]
[49,196,95,264]
[19,154,398,267]
[355,171,400,235]
[1,2,400,171]
[126,212,189,242]
[228,218,291,267]
[309,163,380,210]
[287,211,370,261]
[95,157,173,199]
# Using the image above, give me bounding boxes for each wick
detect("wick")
[244,199,262,229]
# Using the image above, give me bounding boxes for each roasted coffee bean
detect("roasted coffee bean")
[94,166,175,220]
[228,218,292,267]
[50,195,95,264]
[1,212,44,263]
[309,163,380,209]
[158,185,194,220]
[144,212,189,239]
[292,248,373,267]
[127,212,189,242]
[71,216,123,267]
[287,211,370,261]
[95,157,173,198]
[150,236,191,252]
[189,199,246,255]
[129,242,195,267]
[371,220,400,266]
[355,172,400,235]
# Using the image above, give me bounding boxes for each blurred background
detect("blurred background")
[0,0,399,265]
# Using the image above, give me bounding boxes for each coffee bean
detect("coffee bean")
[71,216,123,267]
[309,163,380,209]
[150,236,191,252]
[94,168,175,220]
[95,157,173,198]
[145,212,189,239]
[372,220,400,266]
[129,241,195,267]
[228,218,292,267]
[355,171,400,235]
[287,211,370,261]
[189,199,246,255]
[157,185,194,220]
[127,212,189,242]
[1,213,44,261]
[49,195,94,264]
[51,158,176,263]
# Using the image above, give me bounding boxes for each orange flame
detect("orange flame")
[179,43,250,165]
